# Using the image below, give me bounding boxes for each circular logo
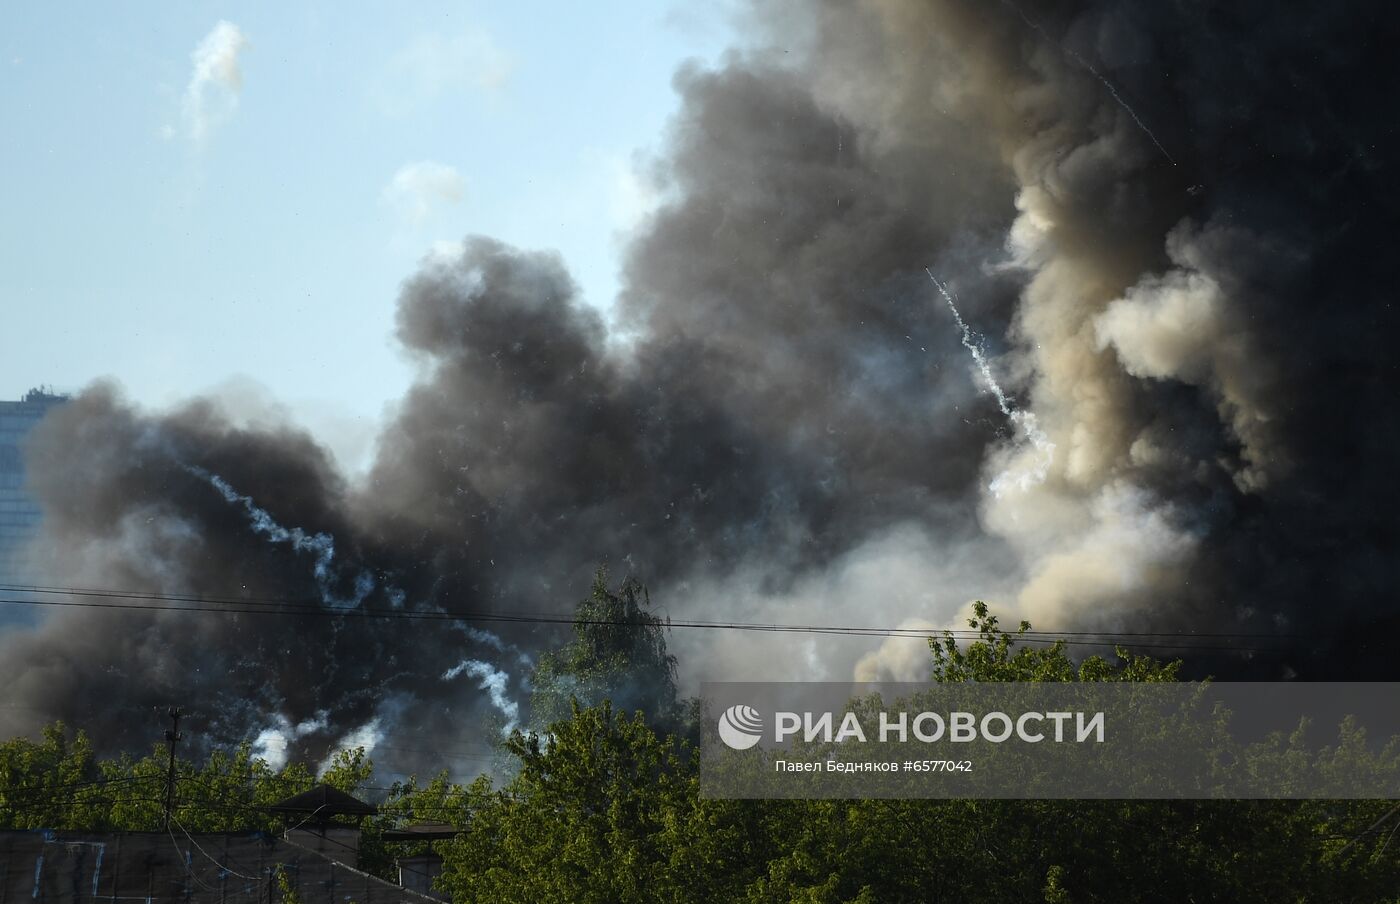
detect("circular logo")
[717,704,764,750]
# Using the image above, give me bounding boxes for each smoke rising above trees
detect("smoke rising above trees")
[2,0,1396,760]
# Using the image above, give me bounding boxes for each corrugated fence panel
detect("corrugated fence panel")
[0,832,435,904]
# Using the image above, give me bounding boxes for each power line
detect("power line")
[369,746,501,765]
[0,585,1300,653]
[0,776,158,814]
[1335,801,1400,857]
[2,581,1302,636]
[167,823,219,892]
[0,594,1291,652]
[7,790,482,830]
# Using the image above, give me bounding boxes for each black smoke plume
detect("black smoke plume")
[2,0,1396,767]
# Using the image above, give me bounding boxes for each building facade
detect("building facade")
[0,388,67,590]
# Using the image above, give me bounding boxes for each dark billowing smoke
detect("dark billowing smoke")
[1,0,1396,767]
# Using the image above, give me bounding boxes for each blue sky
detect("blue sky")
[1,2,736,469]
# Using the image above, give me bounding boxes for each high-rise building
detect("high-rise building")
[0,387,68,590]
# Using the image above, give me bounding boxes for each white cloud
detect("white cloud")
[372,29,512,115]
[381,161,466,225]
[180,20,249,143]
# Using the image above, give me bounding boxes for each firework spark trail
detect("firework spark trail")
[999,0,1176,166]
[926,269,1014,416]
[193,463,523,740]
[443,659,520,732]
[189,464,518,668]
[925,269,1055,496]
[1071,56,1176,166]
[185,465,381,610]
[185,464,349,593]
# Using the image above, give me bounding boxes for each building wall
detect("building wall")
[0,389,66,595]
[286,826,363,862]
[396,855,447,901]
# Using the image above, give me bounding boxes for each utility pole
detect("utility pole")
[162,706,183,831]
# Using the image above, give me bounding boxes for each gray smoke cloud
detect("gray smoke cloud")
[2,0,1395,768]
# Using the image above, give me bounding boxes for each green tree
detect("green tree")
[0,723,101,828]
[358,771,475,880]
[438,702,756,904]
[0,727,376,836]
[439,600,1400,903]
[929,600,1181,683]
[7,601,1400,902]
[529,568,683,733]
[738,602,1400,903]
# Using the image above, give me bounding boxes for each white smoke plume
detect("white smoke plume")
[1,0,1394,766]
[382,161,467,226]
[444,660,520,733]
[181,21,249,143]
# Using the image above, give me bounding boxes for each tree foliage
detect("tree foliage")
[4,597,1400,902]
[529,568,684,734]
[434,600,1400,903]
[0,728,372,834]
[929,601,1182,684]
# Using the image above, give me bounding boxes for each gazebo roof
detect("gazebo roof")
[268,784,378,819]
